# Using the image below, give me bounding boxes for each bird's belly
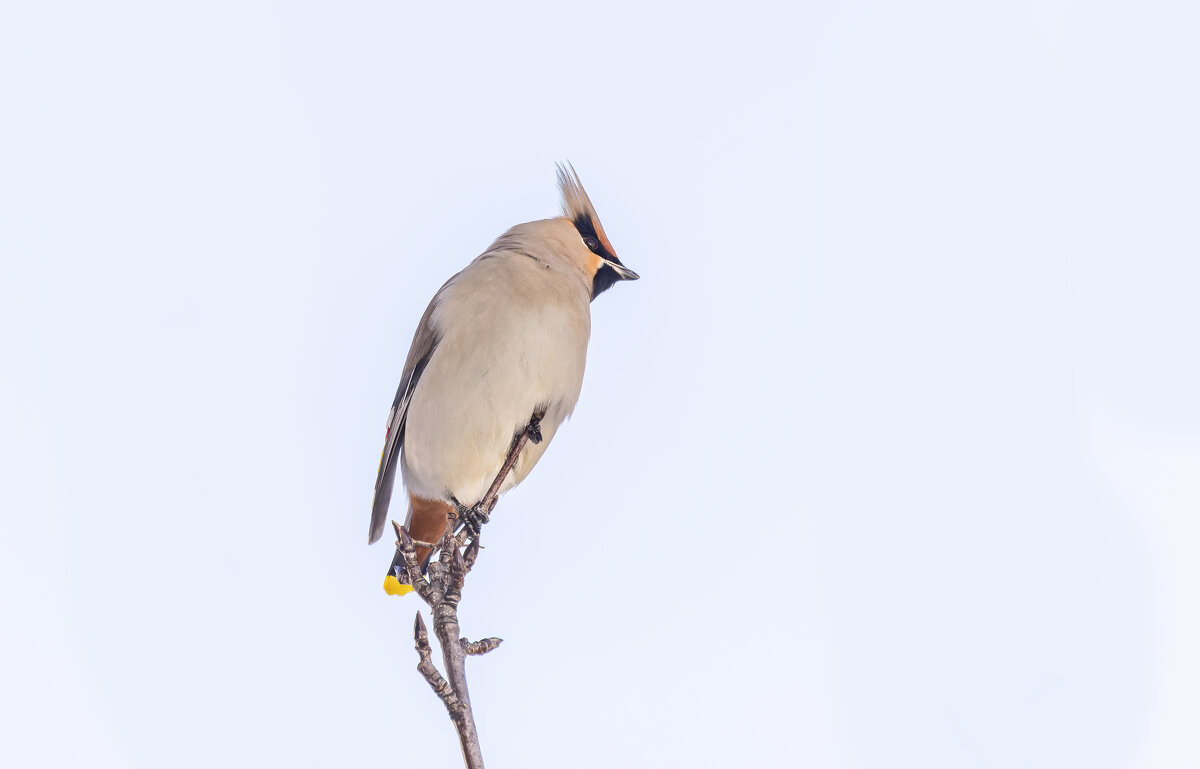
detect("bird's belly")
[399,314,586,506]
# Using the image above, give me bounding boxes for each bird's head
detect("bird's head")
[555,163,639,300]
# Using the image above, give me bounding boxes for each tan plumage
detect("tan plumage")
[369,165,638,569]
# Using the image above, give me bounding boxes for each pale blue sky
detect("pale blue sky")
[2,2,1198,767]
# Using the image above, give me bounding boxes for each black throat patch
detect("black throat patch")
[591,262,622,299]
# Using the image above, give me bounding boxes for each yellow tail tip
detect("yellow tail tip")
[383,574,414,596]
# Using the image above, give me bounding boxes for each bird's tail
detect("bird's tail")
[381,495,454,596]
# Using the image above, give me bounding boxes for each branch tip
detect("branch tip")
[464,536,481,568]
[461,637,504,656]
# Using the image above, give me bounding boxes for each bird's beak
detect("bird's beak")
[605,259,640,281]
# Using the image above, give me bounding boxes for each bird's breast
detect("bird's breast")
[399,255,591,505]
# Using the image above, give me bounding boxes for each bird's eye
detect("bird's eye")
[582,236,601,253]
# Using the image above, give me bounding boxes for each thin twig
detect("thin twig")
[463,537,481,570]
[428,542,483,767]
[413,612,459,711]
[460,637,503,656]
[392,522,432,602]
[477,418,540,518]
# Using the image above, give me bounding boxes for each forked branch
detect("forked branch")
[389,416,541,769]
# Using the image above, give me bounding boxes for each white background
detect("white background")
[2,2,1198,767]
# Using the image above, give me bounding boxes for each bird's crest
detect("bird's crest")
[557,162,616,258]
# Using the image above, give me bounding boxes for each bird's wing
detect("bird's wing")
[368,279,451,544]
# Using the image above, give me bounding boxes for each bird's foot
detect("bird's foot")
[456,502,491,538]
[527,412,544,444]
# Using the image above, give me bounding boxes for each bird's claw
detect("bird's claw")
[457,503,491,537]
[527,413,544,444]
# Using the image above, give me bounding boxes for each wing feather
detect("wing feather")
[368,281,450,544]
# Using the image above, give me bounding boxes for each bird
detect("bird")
[369,164,638,595]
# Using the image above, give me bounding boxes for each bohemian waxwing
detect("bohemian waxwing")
[369,164,638,594]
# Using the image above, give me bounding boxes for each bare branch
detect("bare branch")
[475,416,542,521]
[391,521,432,601]
[463,536,481,571]
[413,611,459,711]
[389,411,544,769]
[460,637,503,656]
